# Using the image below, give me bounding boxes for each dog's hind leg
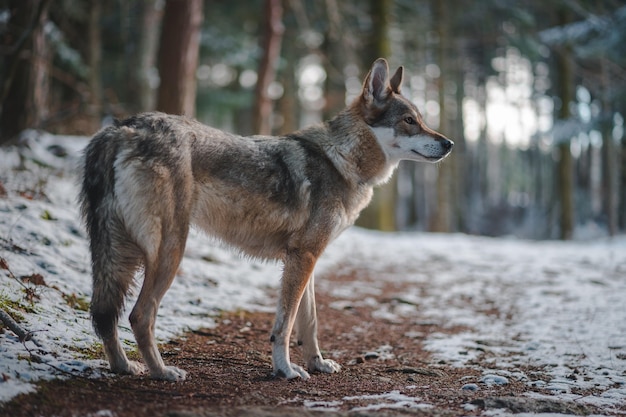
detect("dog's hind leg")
[129,232,188,381]
[270,249,320,380]
[90,225,144,376]
[295,273,341,374]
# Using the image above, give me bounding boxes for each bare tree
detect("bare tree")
[156,0,203,117]
[88,1,102,129]
[430,0,454,233]
[555,8,575,240]
[599,61,618,237]
[253,0,284,135]
[356,0,397,231]
[137,0,164,111]
[0,0,50,144]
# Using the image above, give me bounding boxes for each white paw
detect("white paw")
[127,360,146,375]
[111,360,145,376]
[274,363,310,380]
[151,365,187,382]
[309,356,341,374]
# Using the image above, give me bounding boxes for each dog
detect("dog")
[79,58,453,381]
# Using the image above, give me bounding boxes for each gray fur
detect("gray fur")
[79,58,452,381]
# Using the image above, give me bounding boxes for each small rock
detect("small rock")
[364,352,379,360]
[462,383,480,391]
[480,374,509,386]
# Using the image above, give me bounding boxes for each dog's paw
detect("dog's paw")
[111,360,145,376]
[274,363,310,380]
[127,360,146,375]
[308,356,341,374]
[151,366,187,382]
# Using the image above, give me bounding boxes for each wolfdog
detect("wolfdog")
[79,58,453,381]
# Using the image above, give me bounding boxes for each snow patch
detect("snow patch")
[342,390,432,412]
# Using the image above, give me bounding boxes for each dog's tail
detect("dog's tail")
[79,126,134,340]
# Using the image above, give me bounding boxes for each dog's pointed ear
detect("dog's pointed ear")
[363,58,391,104]
[390,66,403,94]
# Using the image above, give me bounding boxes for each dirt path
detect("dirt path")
[0,267,613,417]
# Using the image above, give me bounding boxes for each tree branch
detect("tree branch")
[0,307,33,343]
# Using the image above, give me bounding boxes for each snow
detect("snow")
[342,390,433,412]
[1,132,625,415]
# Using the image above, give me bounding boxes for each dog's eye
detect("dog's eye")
[404,117,415,125]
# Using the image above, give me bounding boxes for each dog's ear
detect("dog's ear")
[390,66,403,94]
[363,58,391,104]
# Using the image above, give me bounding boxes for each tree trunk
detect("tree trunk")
[277,56,297,134]
[88,1,102,130]
[599,61,617,236]
[557,142,574,239]
[156,0,203,117]
[0,0,50,144]
[452,53,466,232]
[322,0,348,121]
[277,1,298,135]
[31,1,49,129]
[430,0,453,233]
[355,0,397,231]
[555,9,575,240]
[617,136,626,231]
[253,0,284,135]
[369,0,395,230]
[137,0,163,111]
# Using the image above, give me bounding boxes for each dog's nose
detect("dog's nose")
[441,138,454,151]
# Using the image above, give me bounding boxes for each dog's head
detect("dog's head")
[358,58,453,164]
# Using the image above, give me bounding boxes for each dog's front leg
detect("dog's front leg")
[296,273,341,374]
[270,249,316,380]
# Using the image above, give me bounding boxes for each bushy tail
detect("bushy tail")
[79,127,133,340]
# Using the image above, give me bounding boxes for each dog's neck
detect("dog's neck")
[320,106,397,186]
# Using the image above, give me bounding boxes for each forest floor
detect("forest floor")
[1,269,616,417]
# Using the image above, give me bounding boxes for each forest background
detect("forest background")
[1,0,625,240]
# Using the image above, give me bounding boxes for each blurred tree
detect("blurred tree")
[554,8,575,240]
[595,3,619,237]
[430,0,453,233]
[600,60,618,237]
[87,1,102,129]
[356,0,397,232]
[253,0,283,135]
[156,0,203,117]
[277,0,299,135]
[0,0,50,144]
[137,0,163,111]
[322,0,351,120]
[621,133,626,232]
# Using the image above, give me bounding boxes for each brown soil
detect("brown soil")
[0,268,615,417]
